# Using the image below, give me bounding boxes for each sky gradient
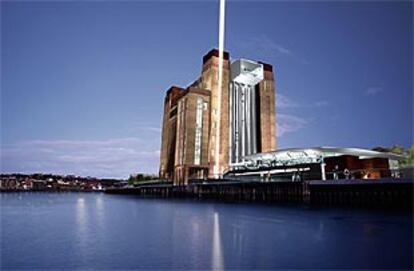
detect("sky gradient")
[1,0,413,178]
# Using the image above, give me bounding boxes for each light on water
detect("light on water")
[1,193,412,269]
[212,212,224,270]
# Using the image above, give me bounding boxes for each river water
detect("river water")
[1,192,412,269]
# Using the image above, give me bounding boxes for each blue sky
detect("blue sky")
[1,0,412,178]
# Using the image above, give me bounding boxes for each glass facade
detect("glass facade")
[194,97,204,165]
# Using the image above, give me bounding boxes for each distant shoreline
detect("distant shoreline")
[0,189,104,193]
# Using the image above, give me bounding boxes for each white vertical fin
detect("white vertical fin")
[214,0,226,178]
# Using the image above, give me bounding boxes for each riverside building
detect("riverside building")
[159,49,404,185]
[159,49,276,185]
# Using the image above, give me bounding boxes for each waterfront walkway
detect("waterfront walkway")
[106,178,413,208]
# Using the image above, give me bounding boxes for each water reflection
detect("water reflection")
[212,212,224,270]
[95,194,105,230]
[232,224,244,258]
[315,220,325,242]
[76,197,86,229]
[2,194,412,270]
[76,196,88,260]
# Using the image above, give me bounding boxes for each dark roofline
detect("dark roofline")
[166,86,184,96]
[164,86,184,104]
[203,48,230,64]
[258,61,273,72]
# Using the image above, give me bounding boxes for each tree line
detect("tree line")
[372,143,414,167]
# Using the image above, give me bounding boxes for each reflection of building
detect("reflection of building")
[159,49,277,185]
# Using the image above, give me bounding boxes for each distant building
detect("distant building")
[32,180,47,190]
[0,177,18,190]
[159,49,277,185]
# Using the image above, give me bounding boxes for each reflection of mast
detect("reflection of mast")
[214,0,226,178]
[212,212,224,270]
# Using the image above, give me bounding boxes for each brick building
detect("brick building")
[159,49,277,184]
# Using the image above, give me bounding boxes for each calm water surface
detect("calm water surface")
[1,192,412,269]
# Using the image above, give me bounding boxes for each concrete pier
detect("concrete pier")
[308,179,413,208]
[105,178,413,209]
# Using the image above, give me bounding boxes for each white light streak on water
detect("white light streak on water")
[76,197,88,261]
[76,197,86,228]
[95,194,105,230]
[212,212,224,270]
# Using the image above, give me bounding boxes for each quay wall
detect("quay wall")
[308,179,413,208]
[105,178,413,209]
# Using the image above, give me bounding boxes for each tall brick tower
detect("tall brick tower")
[257,62,277,153]
[159,86,184,181]
[200,50,231,178]
[159,49,276,184]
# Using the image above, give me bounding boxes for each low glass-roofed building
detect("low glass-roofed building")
[225,147,405,182]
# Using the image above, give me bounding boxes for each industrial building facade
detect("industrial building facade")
[159,49,277,185]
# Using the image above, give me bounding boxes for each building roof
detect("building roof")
[202,48,230,64]
[226,147,405,172]
[243,146,405,162]
[258,61,273,72]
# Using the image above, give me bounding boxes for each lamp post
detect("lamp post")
[320,156,326,181]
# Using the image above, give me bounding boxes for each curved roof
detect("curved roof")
[243,146,405,161]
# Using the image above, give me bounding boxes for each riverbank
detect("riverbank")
[106,178,413,209]
[0,189,104,193]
